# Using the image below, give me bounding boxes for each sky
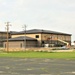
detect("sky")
[0,0,75,42]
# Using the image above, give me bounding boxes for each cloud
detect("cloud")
[0,0,75,41]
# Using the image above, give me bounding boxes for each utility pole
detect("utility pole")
[6,22,10,52]
[23,25,27,51]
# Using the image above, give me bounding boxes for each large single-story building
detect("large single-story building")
[3,29,71,48]
[3,36,37,48]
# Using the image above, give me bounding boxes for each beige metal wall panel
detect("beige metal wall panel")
[11,33,71,46]
[11,34,25,38]
[3,40,37,48]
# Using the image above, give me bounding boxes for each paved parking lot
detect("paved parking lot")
[0,58,75,75]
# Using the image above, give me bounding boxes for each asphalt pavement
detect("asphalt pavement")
[0,58,75,75]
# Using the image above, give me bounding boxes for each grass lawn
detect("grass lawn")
[0,51,75,59]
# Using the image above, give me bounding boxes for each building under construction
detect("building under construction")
[3,29,71,48]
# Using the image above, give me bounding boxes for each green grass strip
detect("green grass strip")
[0,51,75,59]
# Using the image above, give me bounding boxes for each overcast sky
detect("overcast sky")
[0,0,75,42]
